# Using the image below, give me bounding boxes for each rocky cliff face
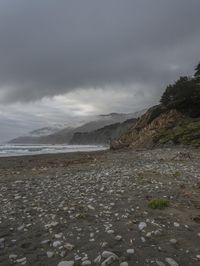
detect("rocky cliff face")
[111,106,200,149]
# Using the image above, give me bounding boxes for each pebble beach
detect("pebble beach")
[0,148,200,266]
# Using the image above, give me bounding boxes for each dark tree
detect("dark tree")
[160,76,200,117]
[194,62,200,78]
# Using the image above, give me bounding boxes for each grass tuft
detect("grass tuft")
[148,198,170,209]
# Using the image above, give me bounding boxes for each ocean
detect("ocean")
[0,144,108,157]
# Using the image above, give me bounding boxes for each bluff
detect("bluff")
[111,105,200,149]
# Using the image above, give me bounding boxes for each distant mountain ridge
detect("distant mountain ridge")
[9,110,146,144]
[70,118,137,145]
[30,126,68,137]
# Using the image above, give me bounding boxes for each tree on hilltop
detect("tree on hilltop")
[194,62,200,78]
[160,64,200,117]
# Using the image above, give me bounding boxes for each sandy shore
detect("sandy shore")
[0,148,200,266]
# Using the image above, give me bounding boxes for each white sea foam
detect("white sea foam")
[0,144,108,157]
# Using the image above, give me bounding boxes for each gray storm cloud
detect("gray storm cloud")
[0,0,200,102]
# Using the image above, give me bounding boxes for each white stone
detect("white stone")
[126,249,134,254]
[146,232,152,238]
[170,239,177,244]
[165,257,179,266]
[75,255,81,261]
[156,261,166,266]
[102,251,118,259]
[64,243,75,250]
[120,262,129,266]
[138,222,147,231]
[58,261,74,266]
[154,229,162,236]
[115,235,122,241]
[53,241,62,248]
[55,233,63,239]
[94,255,101,264]
[173,222,180,227]
[9,254,18,260]
[16,257,26,263]
[82,260,91,265]
[87,205,95,210]
[47,251,54,258]
[107,230,114,234]
[41,239,50,244]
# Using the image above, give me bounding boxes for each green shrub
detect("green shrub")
[148,198,170,209]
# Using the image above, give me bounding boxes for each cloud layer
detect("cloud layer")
[0,0,200,103]
[0,1,200,142]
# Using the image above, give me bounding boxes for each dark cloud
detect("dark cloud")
[0,0,200,102]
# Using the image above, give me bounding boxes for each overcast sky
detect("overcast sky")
[0,0,200,142]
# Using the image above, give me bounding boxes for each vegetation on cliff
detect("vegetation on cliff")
[111,63,200,149]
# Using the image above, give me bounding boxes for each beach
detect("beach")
[0,148,200,266]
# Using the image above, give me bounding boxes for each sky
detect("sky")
[0,0,200,142]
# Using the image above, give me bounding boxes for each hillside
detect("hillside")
[70,118,137,145]
[111,106,200,149]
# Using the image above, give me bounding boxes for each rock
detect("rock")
[173,222,180,227]
[55,233,63,239]
[60,250,66,257]
[64,243,75,250]
[58,261,74,266]
[154,229,162,236]
[94,255,101,264]
[120,262,129,266]
[87,205,95,210]
[82,256,88,262]
[165,257,179,266]
[82,260,91,265]
[75,255,82,261]
[47,251,54,258]
[146,232,152,238]
[196,255,200,260]
[156,261,166,266]
[102,251,118,259]
[170,239,177,244]
[53,241,62,248]
[138,222,147,231]
[41,239,50,244]
[101,242,108,248]
[17,225,24,231]
[9,254,18,260]
[16,257,27,263]
[106,230,114,234]
[115,235,122,241]
[101,255,118,266]
[126,249,134,254]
